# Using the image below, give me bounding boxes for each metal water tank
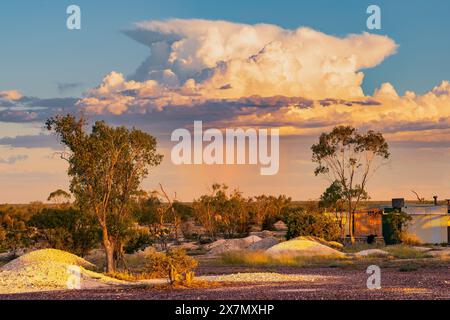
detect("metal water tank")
[392,198,405,209]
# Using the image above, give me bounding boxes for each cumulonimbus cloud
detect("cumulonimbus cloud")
[77,19,398,114]
[0,90,22,101]
[4,19,450,145]
[123,19,397,99]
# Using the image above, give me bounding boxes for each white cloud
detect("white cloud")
[0,90,22,101]
[72,20,450,143]
[78,19,397,114]
[123,19,397,100]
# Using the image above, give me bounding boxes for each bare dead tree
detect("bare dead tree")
[411,190,425,203]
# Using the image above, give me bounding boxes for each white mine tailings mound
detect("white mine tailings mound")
[208,236,263,255]
[266,238,345,258]
[248,237,280,251]
[0,249,122,294]
[354,249,390,257]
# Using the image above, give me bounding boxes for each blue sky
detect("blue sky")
[2,1,450,203]
[1,0,450,98]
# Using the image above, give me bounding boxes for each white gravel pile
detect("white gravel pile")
[208,236,262,255]
[200,272,333,283]
[247,237,280,251]
[0,249,122,294]
[266,238,345,258]
[428,248,450,258]
[355,249,391,257]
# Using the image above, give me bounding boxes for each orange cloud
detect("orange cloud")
[0,90,22,101]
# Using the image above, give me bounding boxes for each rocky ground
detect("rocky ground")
[1,265,448,300]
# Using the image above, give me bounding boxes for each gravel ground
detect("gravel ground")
[198,272,336,283]
[1,266,448,300]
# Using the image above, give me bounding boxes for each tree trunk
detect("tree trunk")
[348,199,355,244]
[349,212,355,244]
[102,227,115,273]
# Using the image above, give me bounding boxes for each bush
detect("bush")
[0,212,34,256]
[401,233,421,246]
[28,208,100,257]
[385,212,412,244]
[285,208,340,241]
[124,229,153,254]
[386,245,429,259]
[143,247,198,284]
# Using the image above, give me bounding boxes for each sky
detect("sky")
[1,0,450,203]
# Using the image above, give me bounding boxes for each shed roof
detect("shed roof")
[402,205,449,215]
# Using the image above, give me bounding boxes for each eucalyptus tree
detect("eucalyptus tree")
[47,115,163,272]
[311,126,389,242]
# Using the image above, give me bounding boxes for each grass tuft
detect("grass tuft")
[220,250,346,267]
[399,263,420,272]
[385,245,431,259]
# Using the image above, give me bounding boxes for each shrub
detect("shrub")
[386,245,429,259]
[385,211,412,244]
[28,208,100,257]
[401,233,421,246]
[143,247,198,284]
[0,212,34,256]
[285,208,341,241]
[124,229,153,254]
[399,263,420,272]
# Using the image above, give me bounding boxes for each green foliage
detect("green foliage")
[0,211,34,255]
[172,201,194,220]
[319,181,344,210]
[285,207,341,241]
[399,263,420,272]
[124,228,153,254]
[311,126,389,240]
[385,212,412,244]
[192,184,251,239]
[47,189,71,205]
[319,181,347,236]
[133,187,190,250]
[28,208,100,256]
[250,195,292,231]
[46,115,163,272]
[192,184,292,238]
[143,247,198,284]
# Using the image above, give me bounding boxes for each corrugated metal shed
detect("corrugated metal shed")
[385,204,449,244]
